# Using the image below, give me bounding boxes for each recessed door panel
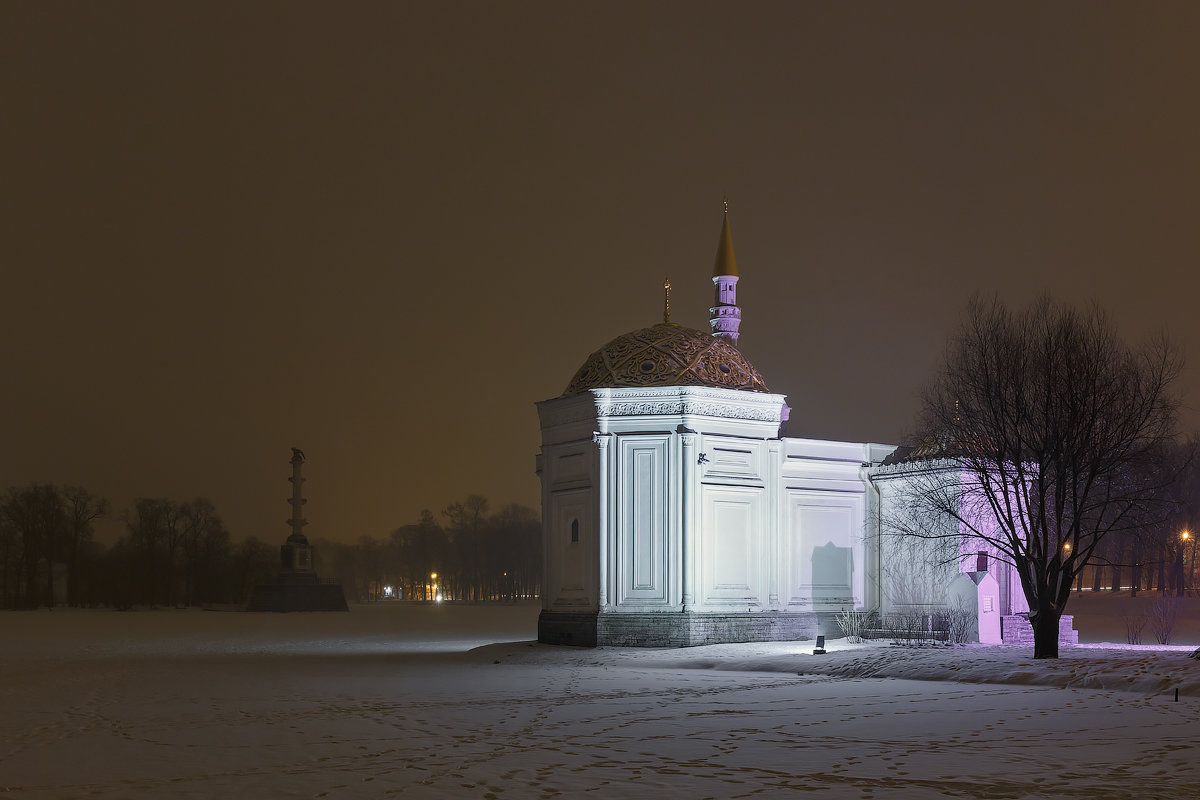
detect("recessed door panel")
[700,486,763,606]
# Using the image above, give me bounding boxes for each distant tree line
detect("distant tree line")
[0,485,540,609]
[0,484,275,609]
[1073,437,1200,597]
[316,496,541,604]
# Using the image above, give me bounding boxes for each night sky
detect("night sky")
[3,2,1198,545]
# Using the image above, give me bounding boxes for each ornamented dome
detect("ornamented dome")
[563,323,769,396]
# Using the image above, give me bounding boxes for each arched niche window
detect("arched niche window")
[569,518,579,544]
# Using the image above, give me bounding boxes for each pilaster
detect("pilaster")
[593,432,611,610]
[680,430,697,609]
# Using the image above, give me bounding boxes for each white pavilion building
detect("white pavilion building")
[535,208,1034,647]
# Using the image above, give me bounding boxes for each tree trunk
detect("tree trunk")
[23,550,38,609]
[1030,605,1061,659]
[45,551,55,608]
[67,543,77,607]
[1109,539,1123,592]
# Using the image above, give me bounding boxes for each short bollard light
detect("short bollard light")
[813,635,826,655]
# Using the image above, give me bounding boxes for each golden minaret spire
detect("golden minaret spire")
[663,277,672,323]
[710,199,741,343]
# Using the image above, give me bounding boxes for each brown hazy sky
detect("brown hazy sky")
[3,2,1198,545]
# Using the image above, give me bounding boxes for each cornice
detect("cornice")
[538,386,787,427]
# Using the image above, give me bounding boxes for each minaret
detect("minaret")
[709,200,741,345]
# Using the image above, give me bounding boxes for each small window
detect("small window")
[976,551,988,572]
[570,519,579,544]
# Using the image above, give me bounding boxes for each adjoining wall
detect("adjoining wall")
[869,460,1034,623]
[782,439,893,615]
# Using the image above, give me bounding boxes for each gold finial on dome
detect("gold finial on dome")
[663,277,672,323]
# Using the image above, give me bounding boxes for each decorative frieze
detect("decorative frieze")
[538,386,786,430]
[595,399,781,421]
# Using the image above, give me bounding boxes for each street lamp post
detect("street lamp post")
[1061,541,1079,592]
[1181,531,1192,596]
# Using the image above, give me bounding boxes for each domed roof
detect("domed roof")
[563,323,769,396]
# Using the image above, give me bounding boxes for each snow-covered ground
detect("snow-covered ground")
[2,599,1197,799]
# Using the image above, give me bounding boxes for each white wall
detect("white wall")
[777,438,884,612]
[538,389,907,622]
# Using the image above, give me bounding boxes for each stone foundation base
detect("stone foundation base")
[247,584,349,612]
[1000,614,1079,646]
[539,609,819,648]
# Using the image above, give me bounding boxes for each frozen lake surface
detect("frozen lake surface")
[2,601,1197,799]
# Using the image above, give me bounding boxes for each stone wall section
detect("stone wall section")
[539,610,817,648]
[1000,614,1079,646]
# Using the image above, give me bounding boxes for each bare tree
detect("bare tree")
[443,495,489,601]
[1163,437,1200,595]
[179,498,225,605]
[61,486,108,607]
[490,503,541,601]
[391,509,445,600]
[907,295,1180,658]
[0,516,17,608]
[126,498,174,606]
[231,537,275,602]
[1,484,64,608]
[879,525,958,612]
